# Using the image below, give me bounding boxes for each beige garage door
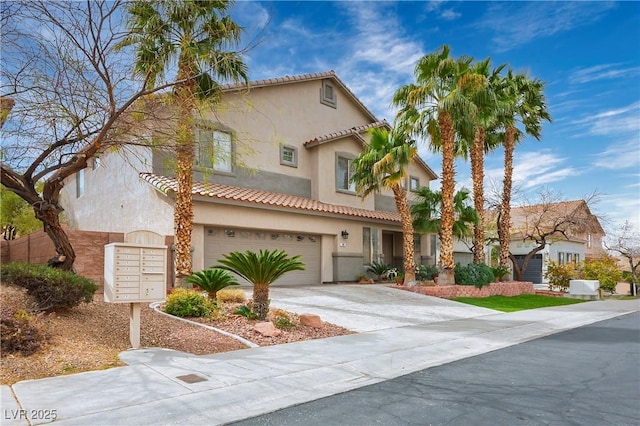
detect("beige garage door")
[203,227,321,286]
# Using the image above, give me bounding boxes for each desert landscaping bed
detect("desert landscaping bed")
[0,284,352,385]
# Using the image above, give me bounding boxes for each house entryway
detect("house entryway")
[381,231,403,270]
[203,227,321,286]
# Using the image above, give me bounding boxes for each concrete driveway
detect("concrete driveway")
[265,283,497,332]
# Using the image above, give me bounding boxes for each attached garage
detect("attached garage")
[512,254,543,283]
[203,227,321,286]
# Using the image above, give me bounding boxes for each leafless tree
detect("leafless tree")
[1,1,199,270]
[605,220,640,284]
[507,189,602,281]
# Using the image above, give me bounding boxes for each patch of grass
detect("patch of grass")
[452,294,587,312]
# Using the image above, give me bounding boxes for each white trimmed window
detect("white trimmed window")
[196,127,232,173]
[280,145,297,167]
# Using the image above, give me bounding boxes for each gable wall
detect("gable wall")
[60,146,174,235]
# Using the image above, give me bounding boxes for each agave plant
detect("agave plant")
[184,268,239,300]
[217,249,305,320]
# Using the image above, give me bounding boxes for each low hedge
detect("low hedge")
[0,262,98,312]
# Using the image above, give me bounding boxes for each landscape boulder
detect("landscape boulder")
[299,313,323,328]
[254,321,282,337]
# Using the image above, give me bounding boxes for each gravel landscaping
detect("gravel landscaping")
[0,284,353,385]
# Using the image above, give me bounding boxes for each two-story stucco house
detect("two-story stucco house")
[59,71,438,286]
[507,200,606,283]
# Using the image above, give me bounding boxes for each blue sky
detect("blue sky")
[230,0,640,233]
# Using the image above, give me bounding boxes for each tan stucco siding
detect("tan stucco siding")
[60,147,174,235]
[201,80,372,179]
[192,200,400,282]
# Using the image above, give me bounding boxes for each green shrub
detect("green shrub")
[416,264,438,281]
[164,288,216,318]
[185,268,239,299]
[0,262,97,312]
[216,288,247,304]
[234,304,258,320]
[0,308,46,356]
[454,263,494,288]
[270,309,295,329]
[581,256,623,293]
[491,266,510,281]
[544,261,576,292]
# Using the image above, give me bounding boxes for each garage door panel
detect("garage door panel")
[204,228,320,286]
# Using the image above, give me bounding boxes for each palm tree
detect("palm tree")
[184,268,239,300]
[217,249,305,320]
[393,45,483,285]
[464,60,506,264]
[121,0,248,286]
[495,71,551,272]
[411,187,479,242]
[351,127,418,285]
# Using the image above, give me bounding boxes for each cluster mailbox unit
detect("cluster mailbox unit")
[104,243,167,303]
[104,242,167,348]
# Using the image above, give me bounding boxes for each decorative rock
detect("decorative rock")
[254,321,282,337]
[299,313,323,328]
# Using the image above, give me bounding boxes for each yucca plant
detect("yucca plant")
[184,268,239,300]
[217,249,305,320]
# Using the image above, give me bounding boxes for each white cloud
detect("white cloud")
[600,193,640,233]
[485,150,578,190]
[572,101,640,137]
[592,138,640,170]
[570,63,640,84]
[477,2,615,52]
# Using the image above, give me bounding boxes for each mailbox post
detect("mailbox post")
[104,243,167,348]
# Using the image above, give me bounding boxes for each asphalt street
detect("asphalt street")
[231,312,640,426]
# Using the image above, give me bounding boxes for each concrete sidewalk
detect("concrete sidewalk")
[2,298,638,425]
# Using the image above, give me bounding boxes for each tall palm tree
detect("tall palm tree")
[351,127,418,285]
[464,60,506,264]
[393,45,483,285]
[411,187,479,241]
[495,71,551,271]
[121,0,248,286]
[217,249,305,320]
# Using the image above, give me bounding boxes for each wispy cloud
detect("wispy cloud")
[477,1,615,52]
[572,101,640,137]
[485,150,578,190]
[570,63,640,84]
[592,137,640,170]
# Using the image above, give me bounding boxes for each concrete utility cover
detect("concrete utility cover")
[176,374,208,384]
[266,284,498,332]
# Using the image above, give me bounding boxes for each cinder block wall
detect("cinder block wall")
[1,229,125,287]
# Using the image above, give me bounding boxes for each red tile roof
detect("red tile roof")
[303,121,389,148]
[139,173,401,222]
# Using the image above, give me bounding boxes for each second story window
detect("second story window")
[410,176,420,192]
[280,145,297,167]
[336,155,356,192]
[320,80,337,108]
[196,127,232,173]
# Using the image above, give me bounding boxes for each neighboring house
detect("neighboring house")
[506,200,606,283]
[59,71,438,286]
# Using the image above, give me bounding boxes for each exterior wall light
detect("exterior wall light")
[341,230,349,239]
